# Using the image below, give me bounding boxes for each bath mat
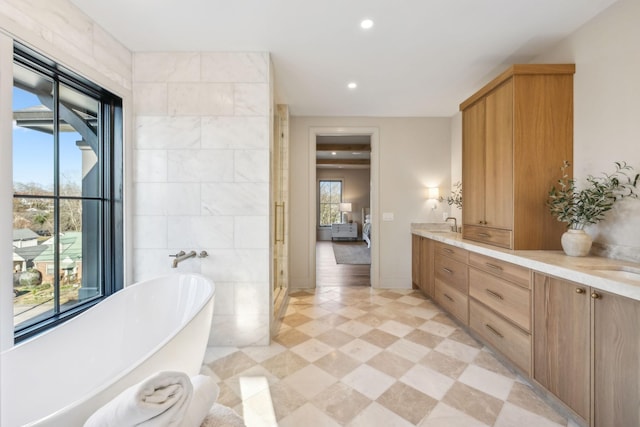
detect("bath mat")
[200,403,245,427]
[332,242,371,264]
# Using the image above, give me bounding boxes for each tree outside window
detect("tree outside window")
[319,180,342,226]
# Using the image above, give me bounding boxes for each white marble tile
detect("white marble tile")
[279,403,341,427]
[201,249,269,282]
[133,83,168,115]
[92,23,132,83]
[234,282,270,315]
[341,365,395,400]
[134,52,200,82]
[201,183,269,216]
[234,83,269,116]
[336,320,374,337]
[167,149,234,183]
[378,320,415,337]
[168,83,234,116]
[167,215,233,249]
[419,320,456,337]
[29,1,93,59]
[348,402,415,427]
[132,216,167,249]
[420,402,491,427]
[339,339,383,362]
[201,52,268,83]
[201,116,269,149]
[291,338,334,362]
[434,339,480,364]
[133,149,167,182]
[240,342,286,363]
[134,183,201,216]
[494,402,565,427]
[132,249,194,282]
[209,313,270,346]
[387,338,432,363]
[281,366,337,400]
[212,282,235,316]
[135,116,201,150]
[234,216,269,249]
[234,149,269,183]
[295,319,333,338]
[457,364,515,400]
[400,365,455,400]
[202,345,239,365]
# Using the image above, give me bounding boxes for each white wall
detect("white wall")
[132,52,272,346]
[291,117,451,289]
[530,0,640,262]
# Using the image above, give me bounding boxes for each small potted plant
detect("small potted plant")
[547,160,638,256]
[446,181,463,210]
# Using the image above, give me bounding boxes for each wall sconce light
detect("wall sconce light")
[339,202,352,223]
[427,187,440,200]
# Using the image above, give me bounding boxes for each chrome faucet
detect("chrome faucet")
[445,217,458,233]
[170,250,196,268]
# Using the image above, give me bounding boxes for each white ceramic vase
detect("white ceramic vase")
[561,229,592,257]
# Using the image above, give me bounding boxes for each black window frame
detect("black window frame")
[12,42,123,342]
[318,179,343,227]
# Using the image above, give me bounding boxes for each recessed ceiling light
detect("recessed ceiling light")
[331,152,337,156]
[352,152,361,155]
[360,19,374,30]
[347,82,357,90]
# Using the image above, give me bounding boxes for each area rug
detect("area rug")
[332,242,371,264]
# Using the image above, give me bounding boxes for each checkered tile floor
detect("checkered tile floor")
[201,287,578,426]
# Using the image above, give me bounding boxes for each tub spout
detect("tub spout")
[171,250,197,268]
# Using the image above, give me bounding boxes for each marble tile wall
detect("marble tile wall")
[133,52,272,346]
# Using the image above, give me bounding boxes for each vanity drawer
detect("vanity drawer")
[435,279,468,325]
[469,252,531,289]
[435,254,468,294]
[469,267,531,332]
[463,225,512,249]
[434,242,468,264]
[470,299,531,375]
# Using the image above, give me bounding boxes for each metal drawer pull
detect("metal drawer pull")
[478,233,491,237]
[443,293,454,302]
[575,288,585,294]
[442,267,453,274]
[485,289,504,300]
[485,263,503,271]
[485,324,504,338]
[443,248,454,254]
[591,292,601,299]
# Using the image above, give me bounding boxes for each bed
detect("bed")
[362,207,371,248]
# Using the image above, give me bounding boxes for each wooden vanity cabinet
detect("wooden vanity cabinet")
[411,234,434,298]
[434,242,469,325]
[461,64,574,250]
[534,273,640,427]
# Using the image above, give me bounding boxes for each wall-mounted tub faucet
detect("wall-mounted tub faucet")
[170,250,209,268]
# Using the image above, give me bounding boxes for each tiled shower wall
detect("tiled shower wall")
[132,52,272,346]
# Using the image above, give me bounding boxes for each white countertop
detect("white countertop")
[411,224,640,302]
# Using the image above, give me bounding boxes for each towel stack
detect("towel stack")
[84,371,221,427]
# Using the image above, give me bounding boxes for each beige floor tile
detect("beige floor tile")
[281,364,337,400]
[457,364,515,400]
[216,381,242,409]
[377,381,438,424]
[273,328,312,348]
[443,382,504,426]
[282,312,313,327]
[316,312,350,327]
[347,402,415,427]
[278,402,341,427]
[207,350,258,380]
[393,312,431,328]
[387,338,432,362]
[312,382,371,424]
[341,364,396,400]
[420,402,491,427]
[472,348,517,379]
[241,342,286,363]
[378,319,415,337]
[298,305,332,319]
[400,364,456,400]
[295,319,333,337]
[420,349,468,379]
[447,328,483,348]
[405,305,440,320]
[405,328,445,349]
[314,350,361,379]
[315,328,356,348]
[335,319,373,337]
[419,319,457,337]
[339,338,383,362]
[366,350,415,378]
[268,382,307,421]
[397,294,427,306]
[359,328,400,348]
[434,338,481,363]
[335,306,368,319]
[378,290,405,300]
[290,338,334,362]
[507,382,568,425]
[355,312,390,327]
[260,350,309,379]
[495,402,567,427]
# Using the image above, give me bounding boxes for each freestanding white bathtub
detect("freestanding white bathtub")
[1,273,215,427]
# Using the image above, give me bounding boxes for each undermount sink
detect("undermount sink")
[582,265,640,283]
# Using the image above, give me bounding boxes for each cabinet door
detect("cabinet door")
[484,79,513,230]
[462,99,486,227]
[411,234,420,289]
[593,289,640,427]
[533,274,590,421]
[419,237,434,298]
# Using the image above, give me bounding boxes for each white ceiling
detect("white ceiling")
[71,0,618,117]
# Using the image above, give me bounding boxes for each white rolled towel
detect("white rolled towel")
[178,375,220,427]
[84,371,193,427]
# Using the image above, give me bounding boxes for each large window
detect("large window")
[318,180,342,226]
[11,43,123,341]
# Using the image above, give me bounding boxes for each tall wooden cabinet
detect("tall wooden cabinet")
[411,234,434,298]
[461,64,575,250]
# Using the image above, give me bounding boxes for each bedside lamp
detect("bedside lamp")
[339,202,352,223]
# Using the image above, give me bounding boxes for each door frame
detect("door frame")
[308,126,380,288]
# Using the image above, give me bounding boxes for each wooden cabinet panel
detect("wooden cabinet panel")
[469,268,530,332]
[435,279,468,325]
[420,237,434,298]
[470,299,531,375]
[462,99,486,228]
[435,254,468,294]
[533,274,590,421]
[468,252,530,289]
[434,242,468,264]
[463,225,512,249]
[593,289,640,427]
[484,79,513,230]
[411,234,420,289]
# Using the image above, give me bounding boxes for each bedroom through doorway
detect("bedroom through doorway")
[315,134,371,287]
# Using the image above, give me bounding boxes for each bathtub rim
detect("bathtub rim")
[3,272,215,427]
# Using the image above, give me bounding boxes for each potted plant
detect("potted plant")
[446,181,463,209]
[547,160,639,256]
